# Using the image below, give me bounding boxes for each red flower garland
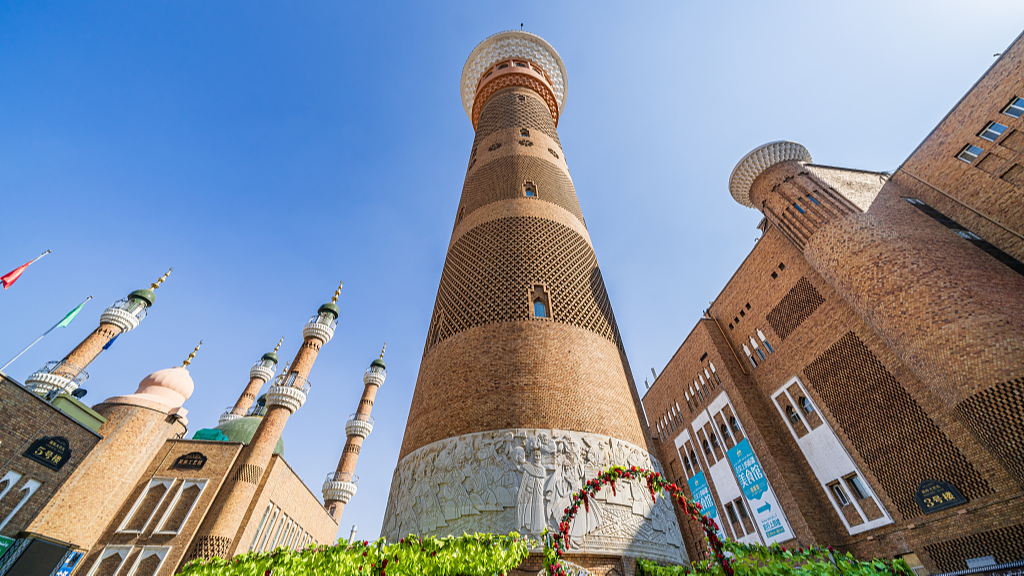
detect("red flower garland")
[544,465,732,576]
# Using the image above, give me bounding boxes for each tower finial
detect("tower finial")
[182,340,202,367]
[273,336,284,353]
[331,281,344,303]
[380,343,386,359]
[152,268,173,290]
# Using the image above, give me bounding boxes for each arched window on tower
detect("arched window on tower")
[786,405,801,425]
[799,396,815,415]
[523,181,538,197]
[529,284,550,319]
[520,128,530,138]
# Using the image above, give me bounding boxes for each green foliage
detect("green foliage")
[178,533,531,576]
[637,557,692,575]
[636,543,915,576]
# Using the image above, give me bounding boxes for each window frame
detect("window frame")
[830,482,851,507]
[845,475,868,500]
[957,144,983,163]
[979,121,1008,142]
[1002,97,1024,119]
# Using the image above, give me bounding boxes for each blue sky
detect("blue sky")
[2,1,1021,542]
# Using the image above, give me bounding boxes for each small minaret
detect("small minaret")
[24,269,172,397]
[323,345,387,519]
[219,337,284,424]
[186,282,343,563]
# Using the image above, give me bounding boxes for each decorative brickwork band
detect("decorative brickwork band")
[187,535,232,562]
[955,378,1024,488]
[472,88,560,146]
[232,463,263,485]
[803,332,991,519]
[472,73,559,128]
[460,154,583,226]
[766,277,824,341]
[426,216,620,351]
[923,522,1024,573]
[383,428,684,564]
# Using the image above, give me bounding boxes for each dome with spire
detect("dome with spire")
[131,366,194,408]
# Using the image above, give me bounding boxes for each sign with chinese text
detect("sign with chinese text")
[0,536,13,559]
[23,436,71,471]
[915,479,966,514]
[55,550,84,576]
[172,452,207,470]
[687,471,724,539]
[726,438,794,544]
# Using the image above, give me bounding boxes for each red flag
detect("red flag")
[1,250,50,290]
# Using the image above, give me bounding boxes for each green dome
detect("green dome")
[208,416,284,456]
[128,288,156,307]
[318,302,340,319]
[371,358,386,369]
[261,351,280,364]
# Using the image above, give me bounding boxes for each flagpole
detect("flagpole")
[30,250,52,265]
[0,295,92,373]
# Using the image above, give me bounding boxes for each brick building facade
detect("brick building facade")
[0,281,371,576]
[642,30,1024,575]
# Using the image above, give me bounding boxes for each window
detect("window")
[1002,97,1024,118]
[778,262,786,270]
[979,121,1008,142]
[846,475,868,500]
[690,450,699,468]
[710,434,720,449]
[958,144,983,163]
[119,479,174,533]
[745,303,751,310]
[710,362,721,385]
[523,181,537,197]
[0,478,40,532]
[736,499,749,519]
[683,456,692,475]
[514,61,528,68]
[743,344,757,368]
[807,195,820,205]
[831,483,851,506]
[703,439,712,455]
[498,63,509,69]
[529,284,550,318]
[739,310,745,317]
[720,424,731,440]
[520,128,530,138]
[725,503,739,524]
[799,396,814,415]
[155,480,207,534]
[757,329,774,353]
[793,202,806,214]
[730,416,740,433]
[771,271,778,279]
[786,405,800,425]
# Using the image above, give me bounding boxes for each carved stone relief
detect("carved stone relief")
[381,428,686,564]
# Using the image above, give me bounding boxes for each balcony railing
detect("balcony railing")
[277,372,311,394]
[326,472,358,485]
[33,360,89,385]
[347,413,374,426]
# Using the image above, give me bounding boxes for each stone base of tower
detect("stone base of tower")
[381,428,687,567]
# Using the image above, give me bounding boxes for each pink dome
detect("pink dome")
[132,366,194,408]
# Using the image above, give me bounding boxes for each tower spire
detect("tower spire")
[182,341,202,367]
[23,269,173,397]
[332,281,343,303]
[222,338,286,424]
[189,284,342,562]
[324,348,387,519]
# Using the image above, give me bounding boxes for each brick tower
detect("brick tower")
[187,283,343,561]
[23,269,171,397]
[381,31,686,569]
[219,336,284,424]
[322,345,387,520]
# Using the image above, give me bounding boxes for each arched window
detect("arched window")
[702,439,712,455]
[523,181,537,197]
[690,450,699,469]
[720,423,731,440]
[533,299,546,317]
[730,416,740,434]
[520,128,530,138]
[786,405,801,425]
[683,456,692,475]
[750,337,766,361]
[800,396,815,414]
[757,329,774,353]
[742,344,758,368]
[710,434,720,449]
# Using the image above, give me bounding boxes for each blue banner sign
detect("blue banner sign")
[687,471,724,539]
[726,439,794,543]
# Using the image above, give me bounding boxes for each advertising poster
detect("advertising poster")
[687,471,724,539]
[726,438,794,544]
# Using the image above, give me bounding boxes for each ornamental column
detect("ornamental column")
[323,346,387,520]
[186,282,342,562]
[219,337,283,424]
[24,269,171,397]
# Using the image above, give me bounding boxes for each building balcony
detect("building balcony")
[249,361,275,383]
[345,413,374,438]
[363,365,386,387]
[322,472,358,504]
[219,407,242,424]
[266,374,310,413]
[100,298,147,332]
[24,360,88,396]
[303,315,337,344]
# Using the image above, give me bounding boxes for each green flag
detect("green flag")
[57,298,89,328]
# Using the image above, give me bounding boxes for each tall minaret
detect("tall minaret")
[323,345,387,520]
[186,282,342,563]
[219,337,284,424]
[381,31,686,569]
[24,269,171,397]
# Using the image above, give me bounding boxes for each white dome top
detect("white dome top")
[460,30,568,121]
[132,366,194,409]
[728,141,812,208]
